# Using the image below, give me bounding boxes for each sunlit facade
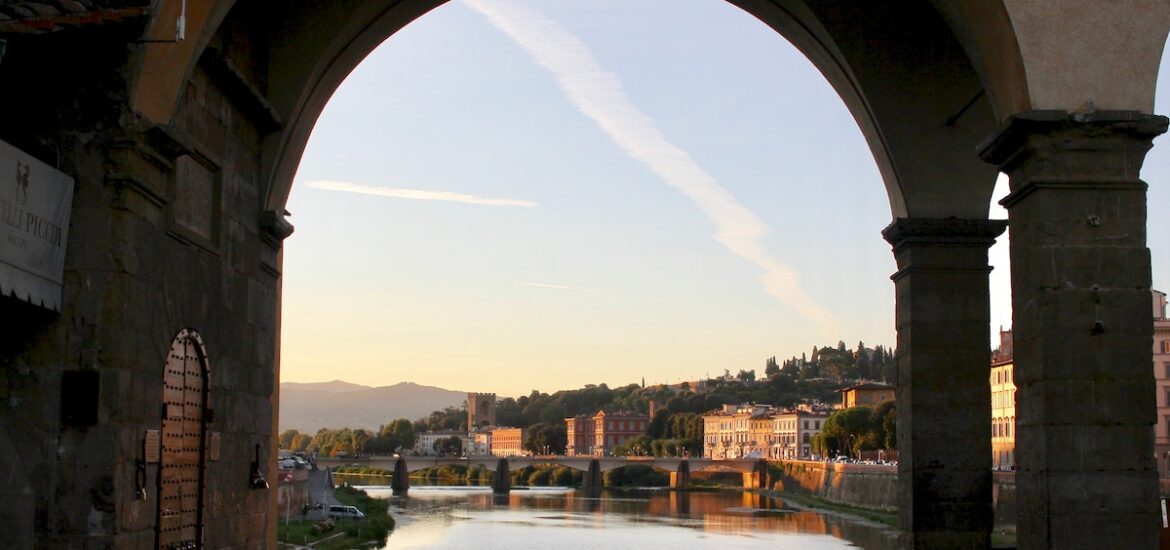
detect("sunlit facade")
[990,328,1017,469]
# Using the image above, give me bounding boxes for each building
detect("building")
[469,430,492,456]
[701,403,776,459]
[772,404,833,460]
[1154,291,1170,475]
[565,411,649,456]
[990,329,1017,469]
[490,427,527,457]
[415,430,470,456]
[468,393,497,430]
[838,382,895,408]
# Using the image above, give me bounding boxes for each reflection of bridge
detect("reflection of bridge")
[318,456,768,495]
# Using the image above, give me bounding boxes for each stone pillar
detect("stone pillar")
[882,217,1006,549]
[582,459,602,489]
[391,457,410,496]
[491,458,511,494]
[980,111,1167,550]
[670,460,691,489]
[741,459,768,490]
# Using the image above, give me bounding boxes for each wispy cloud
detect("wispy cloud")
[517,281,598,292]
[306,180,538,207]
[464,0,835,336]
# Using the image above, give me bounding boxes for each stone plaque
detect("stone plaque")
[144,429,160,464]
[173,155,215,240]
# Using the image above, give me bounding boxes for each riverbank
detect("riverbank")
[277,471,395,549]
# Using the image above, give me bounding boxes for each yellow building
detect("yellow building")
[490,427,527,457]
[990,329,1017,469]
[838,382,894,408]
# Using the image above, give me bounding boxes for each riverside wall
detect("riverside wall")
[769,460,898,511]
[770,460,1018,523]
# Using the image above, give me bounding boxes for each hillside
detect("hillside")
[279,381,466,432]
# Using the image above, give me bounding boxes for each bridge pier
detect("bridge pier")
[391,457,410,496]
[491,458,511,494]
[742,459,768,490]
[670,460,691,489]
[582,459,603,489]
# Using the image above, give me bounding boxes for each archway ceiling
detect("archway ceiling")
[129,0,1170,222]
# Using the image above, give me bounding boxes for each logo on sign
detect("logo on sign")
[15,161,29,205]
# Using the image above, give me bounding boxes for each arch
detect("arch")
[127,0,1005,222]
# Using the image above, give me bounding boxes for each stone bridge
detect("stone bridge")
[320,456,769,495]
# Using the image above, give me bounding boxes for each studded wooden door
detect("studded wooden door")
[157,329,209,549]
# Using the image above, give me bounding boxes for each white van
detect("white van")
[327,505,365,520]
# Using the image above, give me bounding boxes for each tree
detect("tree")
[821,407,873,458]
[524,423,567,455]
[736,369,756,383]
[279,430,299,450]
[290,433,312,452]
[433,436,462,456]
[764,356,780,377]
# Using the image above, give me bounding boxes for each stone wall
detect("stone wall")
[771,460,1020,527]
[0,13,281,548]
[770,460,899,511]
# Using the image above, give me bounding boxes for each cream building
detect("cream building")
[772,404,832,460]
[1153,291,1170,475]
[702,404,775,459]
[990,329,1017,469]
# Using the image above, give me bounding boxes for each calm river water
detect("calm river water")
[356,484,899,549]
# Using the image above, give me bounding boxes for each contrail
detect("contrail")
[464,0,836,336]
[307,180,538,207]
[517,281,599,292]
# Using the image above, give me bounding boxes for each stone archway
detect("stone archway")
[0,1,1165,548]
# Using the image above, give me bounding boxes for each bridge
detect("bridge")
[318,455,769,495]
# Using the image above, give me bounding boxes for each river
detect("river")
[355,484,899,549]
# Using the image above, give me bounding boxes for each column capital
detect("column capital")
[979,110,1167,168]
[979,111,1167,208]
[882,217,1007,250]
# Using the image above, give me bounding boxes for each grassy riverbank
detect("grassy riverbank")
[276,486,394,549]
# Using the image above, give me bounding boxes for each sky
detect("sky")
[279,0,1170,397]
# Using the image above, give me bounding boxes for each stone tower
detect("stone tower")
[467,393,497,430]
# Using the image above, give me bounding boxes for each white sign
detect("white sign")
[0,139,73,311]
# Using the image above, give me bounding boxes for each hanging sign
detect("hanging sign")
[0,138,73,311]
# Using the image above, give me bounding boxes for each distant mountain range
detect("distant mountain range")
[279,380,466,433]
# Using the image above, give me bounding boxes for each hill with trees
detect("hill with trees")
[279,340,898,457]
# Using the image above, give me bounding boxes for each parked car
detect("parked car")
[327,505,365,520]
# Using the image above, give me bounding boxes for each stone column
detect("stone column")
[491,458,511,494]
[980,111,1167,550]
[882,217,1006,549]
[391,457,410,496]
[670,460,691,489]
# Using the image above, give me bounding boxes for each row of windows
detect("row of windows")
[992,417,1015,438]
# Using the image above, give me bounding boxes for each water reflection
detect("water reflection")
[358,485,898,549]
